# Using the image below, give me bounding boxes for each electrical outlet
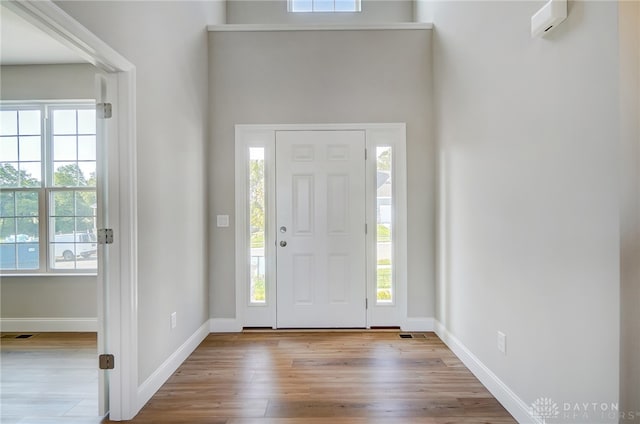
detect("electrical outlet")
[497,331,506,355]
[171,312,177,329]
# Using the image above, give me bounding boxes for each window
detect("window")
[249,147,266,304]
[375,146,393,303]
[289,0,361,13]
[0,103,97,273]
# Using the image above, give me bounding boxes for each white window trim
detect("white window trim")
[0,101,98,276]
[235,123,407,329]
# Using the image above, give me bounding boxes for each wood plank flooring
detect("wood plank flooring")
[118,331,516,424]
[1,331,516,423]
[0,332,100,424]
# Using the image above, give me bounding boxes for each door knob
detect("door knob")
[280,226,287,233]
[279,241,287,247]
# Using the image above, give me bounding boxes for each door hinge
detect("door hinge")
[99,354,115,370]
[365,223,368,234]
[97,228,114,244]
[365,148,368,160]
[96,103,112,119]
[366,298,368,309]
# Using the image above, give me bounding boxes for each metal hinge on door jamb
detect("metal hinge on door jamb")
[98,354,115,370]
[97,228,114,244]
[96,103,112,119]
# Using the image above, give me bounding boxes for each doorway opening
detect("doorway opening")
[0,1,138,421]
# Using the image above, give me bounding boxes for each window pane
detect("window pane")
[53,162,82,186]
[19,136,41,161]
[50,240,76,268]
[335,0,358,11]
[75,191,96,217]
[53,136,77,161]
[78,136,96,161]
[249,147,266,304]
[0,111,17,136]
[77,110,96,134]
[15,191,38,216]
[52,216,74,234]
[0,192,15,217]
[291,0,312,11]
[1,137,18,162]
[376,146,393,303]
[17,243,39,269]
[314,0,333,11]
[78,162,96,187]
[19,162,41,186]
[51,191,74,216]
[52,110,77,134]
[0,163,19,188]
[16,217,38,240]
[0,217,16,241]
[18,110,41,135]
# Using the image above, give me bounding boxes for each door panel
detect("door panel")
[276,130,366,328]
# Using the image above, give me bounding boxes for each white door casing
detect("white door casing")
[275,130,366,328]
[235,123,407,330]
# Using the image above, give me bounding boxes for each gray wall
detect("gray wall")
[1,277,96,318]
[0,64,98,322]
[226,0,414,24]
[619,1,640,421]
[420,1,620,420]
[209,29,435,320]
[57,1,223,384]
[0,64,97,100]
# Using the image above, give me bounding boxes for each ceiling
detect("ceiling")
[0,5,86,65]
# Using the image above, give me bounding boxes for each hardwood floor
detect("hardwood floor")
[1,331,516,423]
[117,331,516,424]
[0,332,100,424]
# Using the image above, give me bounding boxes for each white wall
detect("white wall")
[619,1,640,422]
[0,64,98,326]
[208,29,435,321]
[226,0,414,24]
[420,1,620,421]
[56,1,223,384]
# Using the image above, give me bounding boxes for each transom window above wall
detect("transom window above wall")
[289,0,361,12]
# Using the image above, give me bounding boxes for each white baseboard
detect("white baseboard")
[209,318,242,333]
[401,317,435,332]
[0,317,97,332]
[434,320,539,424]
[137,320,209,410]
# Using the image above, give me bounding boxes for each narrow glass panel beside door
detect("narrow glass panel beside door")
[376,146,393,304]
[249,147,266,304]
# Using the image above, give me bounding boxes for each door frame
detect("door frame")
[4,1,139,420]
[235,123,407,329]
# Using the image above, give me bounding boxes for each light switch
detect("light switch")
[217,215,229,227]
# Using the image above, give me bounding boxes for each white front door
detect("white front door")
[276,130,366,328]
